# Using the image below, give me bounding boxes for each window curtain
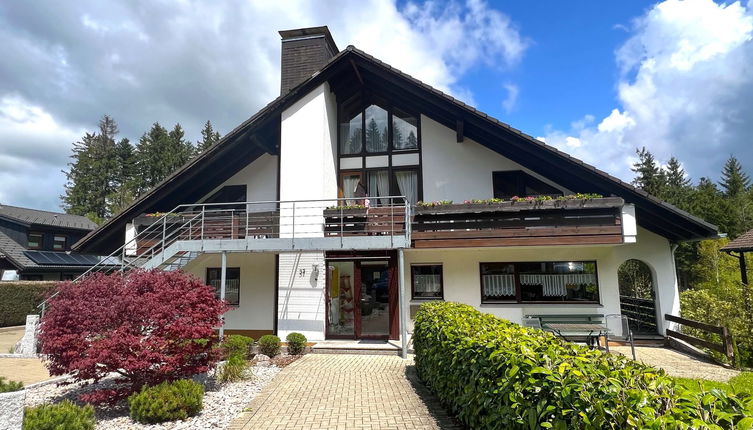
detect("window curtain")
[519,273,597,297]
[368,170,390,206]
[414,274,441,293]
[482,274,516,297]
[395,171,418,205]
[343,176,359,205]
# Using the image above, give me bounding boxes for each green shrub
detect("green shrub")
[285,332,307,355]
[413,301,753,429]
[223,335,254,359]
[23,400,95,430]
[216,354,248,383]
[258,335,280,357]
[128,379,203,424]
[0,281,56,327]
[0,376,23,393]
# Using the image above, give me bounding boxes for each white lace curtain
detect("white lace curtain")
[395,170,417,205]
[519,273,597,297]
[482,274,515,297]
[414,274,441,293]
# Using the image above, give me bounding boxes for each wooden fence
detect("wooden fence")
[665,314,735,364]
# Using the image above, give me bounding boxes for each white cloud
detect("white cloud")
[502,83,519,113]
[543,0,753,183]
[0,0,527,210]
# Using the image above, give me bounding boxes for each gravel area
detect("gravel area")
[24,363,281,429]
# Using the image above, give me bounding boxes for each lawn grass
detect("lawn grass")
[673,372,753,394]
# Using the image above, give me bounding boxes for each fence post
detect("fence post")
[722,326,736,366]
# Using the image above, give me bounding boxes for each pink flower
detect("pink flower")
[525,196,535,201]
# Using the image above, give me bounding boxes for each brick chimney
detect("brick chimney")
[278,26,339,95]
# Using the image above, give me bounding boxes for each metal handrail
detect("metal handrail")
[39,196,411,314]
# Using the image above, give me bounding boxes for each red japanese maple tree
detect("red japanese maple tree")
[39,269,227,403]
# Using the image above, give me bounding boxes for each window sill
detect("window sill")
[410,298,443,304]
[480,302,603,307]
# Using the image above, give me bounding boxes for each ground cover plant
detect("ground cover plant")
[23,400,95,430]
[128,379,203,424]
[38,270,227,404]
[0,376,23,393]
[413,302,753,429]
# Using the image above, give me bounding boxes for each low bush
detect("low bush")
[413,301,753,429]
[0,281,55,327]
[23,400,95,430]
[216,355,248,383]
[285,332,307,355]
[0,376,23,393]
[223,335,254,359]
[128,379,203,424]
[258,335,281,357]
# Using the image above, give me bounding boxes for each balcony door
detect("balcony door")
[325,253,398,340]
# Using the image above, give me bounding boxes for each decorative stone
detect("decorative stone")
[255,354,270,361]
[16,315,39,356]
[0,389,25,430]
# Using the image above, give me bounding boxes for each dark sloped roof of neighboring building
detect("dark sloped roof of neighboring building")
[0,230,104,272]
[721,229,753,253]
[0,204,97,230]
[74,45,719,254]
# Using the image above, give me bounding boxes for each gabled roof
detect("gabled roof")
[721,229,753,253]
[0,204,97,230]
[0,230,100,272]
[74,45,719,254]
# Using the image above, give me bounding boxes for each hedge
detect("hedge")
[413,302,753,429]
[0,281,56,327]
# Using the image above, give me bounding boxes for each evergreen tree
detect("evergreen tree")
[663,156,692,209]
[719,156,750,198]
[132,123,195,196]
[365,118,382,152]
[62,115,121,221]
[196,120,221,153]
[406,130,418,149]
[631,147,666,198]
[106,138,136,215]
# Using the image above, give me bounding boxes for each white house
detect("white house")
[74,27,719,352]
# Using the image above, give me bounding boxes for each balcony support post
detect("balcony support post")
[219,251,227,339]
[398,248,408,359]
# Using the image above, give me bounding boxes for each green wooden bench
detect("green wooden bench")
[524,314,608,349]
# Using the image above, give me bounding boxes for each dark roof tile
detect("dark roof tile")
[0,205,97,230]
[721,229,753,252]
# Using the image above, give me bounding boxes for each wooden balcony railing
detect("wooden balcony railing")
[411,197,625,248]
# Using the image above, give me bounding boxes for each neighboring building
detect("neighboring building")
[0,204,101,280]
[73,26,719,345]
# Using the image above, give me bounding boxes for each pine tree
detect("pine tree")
[196,120,221,153]
[631,147,666,198]
[719,156,750,198]
[133,123,195,196]
[365,118,382,152]
[663,156,692,209]
[106,138,136,215]
[62,115,121,221]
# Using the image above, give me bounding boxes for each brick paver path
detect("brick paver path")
[229,354,462,429]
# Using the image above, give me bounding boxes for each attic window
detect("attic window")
[492,171,562,199]
[28,232,43,250]
[339,96,419,155]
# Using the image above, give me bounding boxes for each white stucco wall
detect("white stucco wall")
[274,83,337,340]
[199,152,278,208]
[401,226,678,336]
[420,115,571,202]
[277,251,326,340]
[183,252,276,332]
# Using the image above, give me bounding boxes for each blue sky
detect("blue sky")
[0,0,752,210]
[466,1,655,134]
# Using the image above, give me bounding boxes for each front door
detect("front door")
[325,254,397,340]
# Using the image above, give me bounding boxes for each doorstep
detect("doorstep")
[311,340,408,355]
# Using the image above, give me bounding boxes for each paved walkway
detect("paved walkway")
[0,326,24,353]
[0,358,51,385]
[611,346,740,382]
[229,354,461,430]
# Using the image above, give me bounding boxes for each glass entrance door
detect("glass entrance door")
[358,261,390,338]
[326,259,392,339]
[326,261,355,338]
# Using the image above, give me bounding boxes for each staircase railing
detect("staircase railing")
[39,196,410,314]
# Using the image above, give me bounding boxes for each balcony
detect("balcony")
[410,197,627,248]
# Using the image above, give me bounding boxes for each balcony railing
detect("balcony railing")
[411,197,625,248]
